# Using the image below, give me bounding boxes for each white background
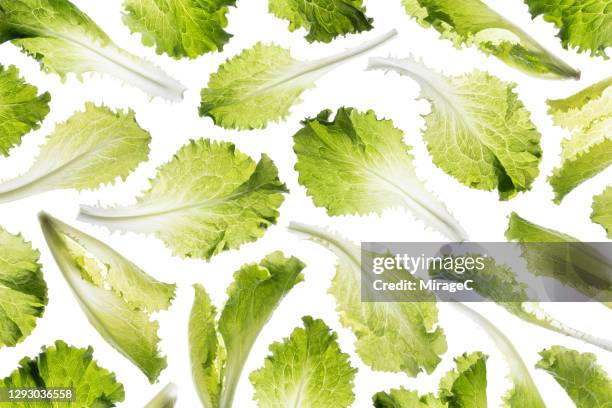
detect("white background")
[0,0,611,407]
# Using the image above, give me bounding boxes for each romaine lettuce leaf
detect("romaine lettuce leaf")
[0,226,47,348]
[0,0,185,100]
[506,211,576,242]
[506,212,612,308]
[39,213,176,383]
[269,0,373,43]
[293,107,466,241]
[524,0,611,58]
[123,0,236,59]
[536,346,612,408]
[373,352,487,408]
[451,303,546,408]
[289,222,447,376]
[144,383,178,408]
[400,0,579,79]
[548,77,612,203]
[369,57,542,200]
[190,285,222,408]
[438,352,487,407]
[0,103,151,204]
[0,340,125,407]
[189,252,305,408]
[592,186,612,239]
[431,252,612,351]
[250,316,357,407]
[199,30,396,129]
[79,139,287,260]
[374,388,446,408]
[0,64,50,156]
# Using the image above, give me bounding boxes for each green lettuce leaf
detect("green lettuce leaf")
[548,77,612,202]
[269,0,373,43]
[373,352,487,408]
[79,139,287,260]
[293,107,466,241]
[0,226,47,348]
[0,64,50,156]
[369,57,542,200]
[250,316,357,407]
[199,30,396,129]
[289,222,447,376]
[524,0,611,58]
[374,388,446,408]
[506,211,576,243]
[536,346,612,408]
[0,340,125,407]
[400,0,579,79]
[123,0,236,59]
[431,252,612,350]
[506,212,612,308]
[592,186,612,239]
[0,103,151,204]
[0,0,185,100]
[39,213,176,383]
[451,303,546,408]
[189,252,305,408]
[439,352,487,407]
[190,285,222,408]
[144,383,178,408]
